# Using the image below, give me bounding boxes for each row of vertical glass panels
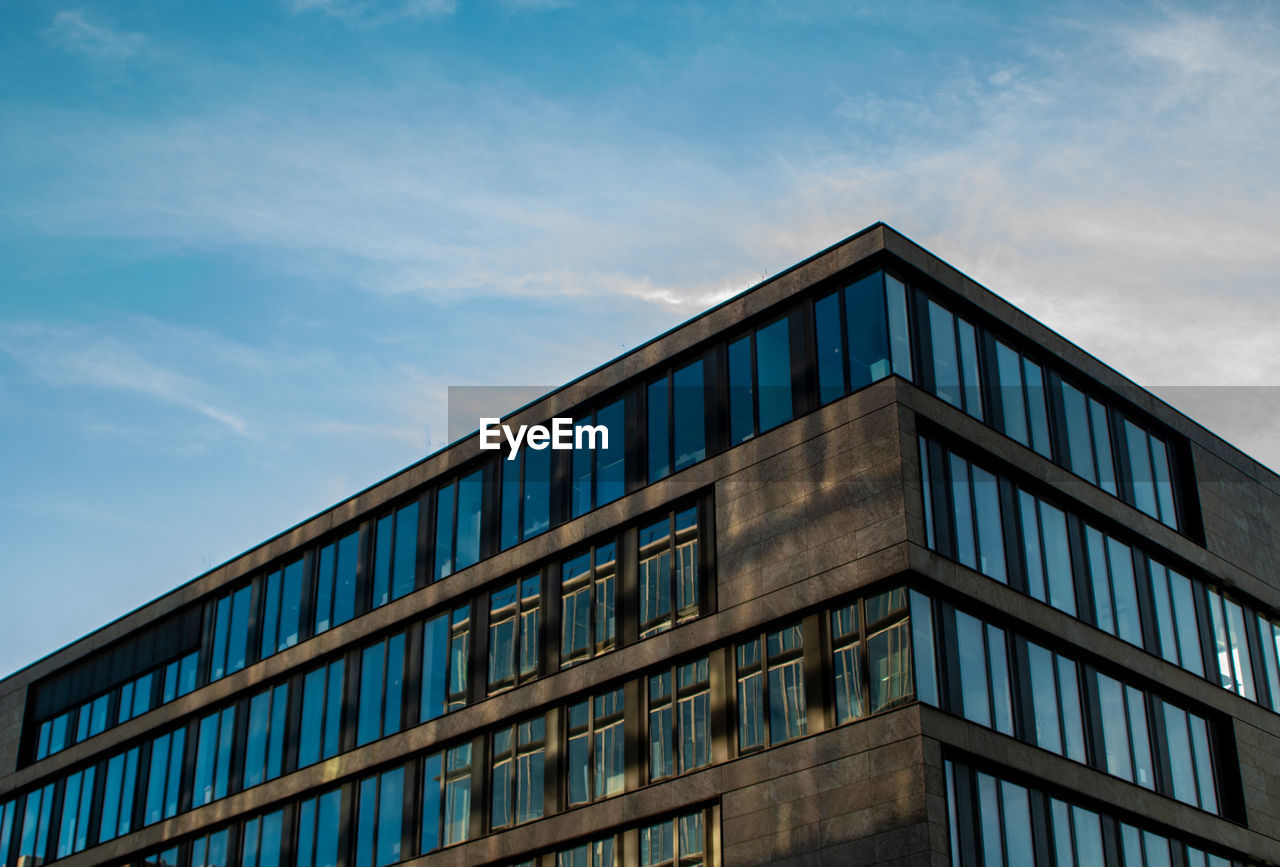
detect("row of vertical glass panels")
[944,759,1248,867]
[26,261,1191,765]
[5,585,913,866]
[912,592,1229,817]
[920,435,1280,715]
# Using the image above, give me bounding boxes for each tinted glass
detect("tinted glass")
[755,318,793,432]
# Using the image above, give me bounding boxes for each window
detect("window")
[1095,673,1154,789]
[357,630,406,746]
[728,314,794,443]
[1207,587,1256,701]
[926,299,983,420]
[566,687,626,806]
[1258,613,1280,712]
[190,828,230,867]
[241,808,284,867]
[55,766,95,858]
[1122,418,1178,527]
[242,683,288,789]
[648,359,707,483]
[488,575,541,693]
[371,500,419,607]
[491,716,546,830]
[1084,526,1143,647]
[435,467,486,580]
[640,810,707,867]
[355,766,405,867]
[161,650,200,703]
[648,657,711,781]
[639,508,701,638]
[209,584,253,681]
[0,800,15,867]
[572,399,627,517]
[192,706,236,807]
[74,692,110,743]
[1148,560,1205,677]
[1161,702,1219,812]
[35,710,71,760]
[559,837,617,867]
[298,658,345,767]
[992,339,1051,458]
[421,605,471,721]
[1025,642,1086,763]
[1060,382,1118,495]
[953,611,1014,737]
[815,271,912,405]
[737,623,806,752]
[259,558,304,660]
[314,530,359,634]
[117,670,154,725]
[296,789,343,867]
[15,782,55,867]
[561,542,617,666]
[501,440,552,549]
[98,746,140,843]
[444,744,473,845]
[144,728,186,825]
[1015,489,1074,616]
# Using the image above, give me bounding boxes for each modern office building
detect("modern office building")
[2,223,1279,867]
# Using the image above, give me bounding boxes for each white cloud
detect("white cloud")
[0,321,250,435]
[45,9,145,59]
[289,0,456,23]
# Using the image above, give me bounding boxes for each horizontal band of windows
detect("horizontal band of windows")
[943,756,1252,867]
[919,433,1280,718]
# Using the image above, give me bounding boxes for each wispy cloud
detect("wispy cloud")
[0,321,250,435]
[44,9,146,59]
[289,0,456,24]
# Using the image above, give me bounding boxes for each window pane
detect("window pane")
[392,503,418,599]
[977,772,1002,867]
[358,643,385,746]
[1061,383,1095,484]
[455,469,484,572]
[1188,713,1218,812]
[956,319,983,420]
[950,454,976,570]
[1108,536,1142,647]
[372,515,393,609]
[648,376,671,482]
[956,611,990,728]
[1225,598,1256,700]
[501,452,522,550]
[421,752,442,853]
[995,341,1028,446]
[1023,359,1051,458]
[909,591,937,707]
[1124,419,1157,515]
[1001,781,1033,866]
[815,291,844,404]
[1027,642,1061,754]
[524,443,551,539]
[1150,437,1177,527]
[1126,686,1154,789]
[1018,492,1046,602]
[1088,399,1116,495]
[1169,570,1204,677]
[1097,674,1133,782]
[928,301,960,408]
[755,318,793,432]
[1039,500,1075,616]
[1057,657,1086,763]
[886,274,913,380]
[971,466,1006,582]
[595,399,626,507]
[672,360,706,469]
[1086,527,1114,635]
[845,272,891,389]
[728,336,754,444]
[434,482,455,580]
[1163,703,1196,806]
[421,613,448,721]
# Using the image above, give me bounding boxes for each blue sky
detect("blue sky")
[2,0,1278,677]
